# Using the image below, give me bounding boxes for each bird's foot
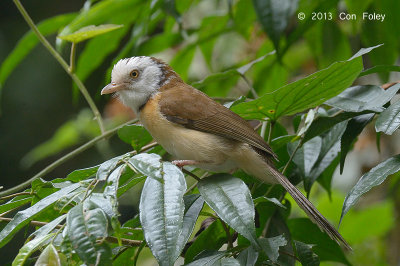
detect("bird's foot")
[172,160,200,168]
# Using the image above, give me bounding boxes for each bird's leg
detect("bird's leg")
[172,160,202,168]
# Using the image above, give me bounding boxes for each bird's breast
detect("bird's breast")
[139,93,238,172]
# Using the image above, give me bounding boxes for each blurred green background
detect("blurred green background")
[1,0,400,264]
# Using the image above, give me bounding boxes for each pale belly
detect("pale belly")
[140,110,238,172]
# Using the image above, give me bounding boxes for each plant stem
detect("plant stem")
[13,0,105,134]
[282,138,303,175]
[0,192,33,201]
[240,74,259,99]
[220,219,233,249]
[69,42,77,73]
[182,169,202,182]
[0,119,138,198]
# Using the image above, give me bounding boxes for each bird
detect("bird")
[101,56,351,250]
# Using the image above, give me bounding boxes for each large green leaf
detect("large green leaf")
[252,0,298,54]
[34,244,62,266]
[138,154,187,266]
[359,65,400,77]
[128,153,164,182]
[0,183,80,248]
[197,174,258,248]
[0,13,76,87]
[232,46,380,120]
[287,218,349,265]
[66,203,111,265]
[375,100,400,135]
[325,84,400,112]
[12,234,54,266]
[340,154,400,224]
[57,0,139,42]
[57,24,123,43]
[340,114,374,173]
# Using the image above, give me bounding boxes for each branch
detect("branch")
[0,119,138,197]
[13,0,105,133]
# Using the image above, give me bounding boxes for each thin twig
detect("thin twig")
[69,42,77,73]
[0,192,33,201]
[219,219,233,249]
[182,169,202,182]
[13,0,105,133]
[240,73,259,99]
[282,138,303,175]
[260,121,268,139]
[0,119,138,198]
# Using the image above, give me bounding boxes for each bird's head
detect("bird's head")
[101,56,181,113]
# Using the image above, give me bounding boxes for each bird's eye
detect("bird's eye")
[130,70,139,78]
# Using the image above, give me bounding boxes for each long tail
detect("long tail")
[267,164,352,250]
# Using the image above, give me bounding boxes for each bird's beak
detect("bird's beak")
[101,82,126,95]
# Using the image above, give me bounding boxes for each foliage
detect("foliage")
[1,0,400,265]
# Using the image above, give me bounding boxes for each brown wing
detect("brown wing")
[158,83,277,159]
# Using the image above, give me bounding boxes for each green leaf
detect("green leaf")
[237,246,258,266]
[128,153,163,182]
[197,174,258,248]
[340,154,400,224]
[0,196,32,216]
[304,109,374,142]
[139,155,187,266]
[359,65,400,77]
[294,241,319,266]
[96,155,124,181]
[291,121,348,193]
[325,84,400,112]
[12,234,54,266]
[252,0,298,54]
[58,24,123,43]
[253,197,286,209]
[118,125,153,152]
[287,218,349,265]
[185,220,228,264]
[177,195,204,255]
[103,165,125,212]
[66,203,111,265]
[192,53,274,90]
[232,46,378,120]
[66,165,99,182]
[0,183,80,248]
[186,251,226,266]
[0,13,76,87]
[257,235,287,262]
[58,0,139,41]
[340,114,374,173]
[375,100,400,135]
[29,214,66,240]
[34,244,61,266]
